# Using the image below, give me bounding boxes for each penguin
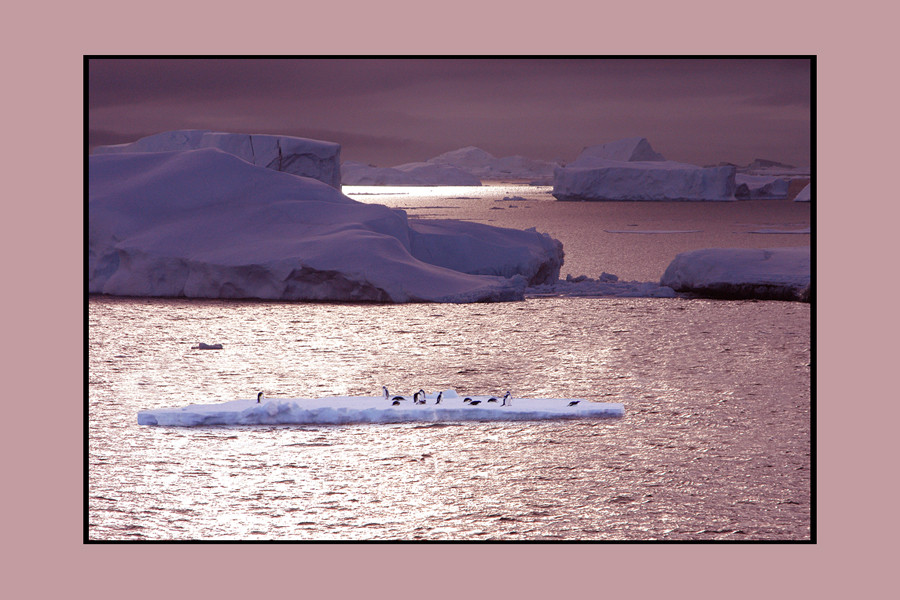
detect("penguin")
[257,391,264,404]
[415,389,427,405]
[435,391,442,405]
[392,399,402,406]
[567,400,580,407]
[469,400,482,406]
[383,386,390,400]
[463,397,473,403]
[391,395,406,403]
[501,391,511,407]
[487,396,498,403]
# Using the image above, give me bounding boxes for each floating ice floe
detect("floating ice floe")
[552,138,736,202]
[660,247,811,301]
[192,343,223,350]
[749,227,811,235]
[137,389,625,427]
[527,273,677,298]
[88,148,563,303]
[92,129,342,189]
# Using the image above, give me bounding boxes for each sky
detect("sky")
[88,57,812,168]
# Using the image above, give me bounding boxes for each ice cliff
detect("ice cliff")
[89,149,563,303]
[92,129,342,189]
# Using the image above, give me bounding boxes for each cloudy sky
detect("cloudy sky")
[88,57,811,167]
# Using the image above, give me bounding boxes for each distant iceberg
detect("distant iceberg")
[137,389,625,427]
[341,147,559,185]
[552,138,736,202]
[93,129,343,189]
[426,146,559,182]
[793,183,812,202]
[341,160,481,186]
[734,174,790,200]
[660,247,811,301]
[89,148,563,303]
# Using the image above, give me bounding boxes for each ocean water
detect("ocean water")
[88,184,812,541]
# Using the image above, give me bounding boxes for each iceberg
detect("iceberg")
[793,183,812,202]
[341,160,481,186]
[553,160,737,202]
[136,389,625,427]
[734,174,790,200]
[426,146,559,182]
[89,148,563,303]
[92,129,343,189]
[553,138,736,202]
[660,247,811,301]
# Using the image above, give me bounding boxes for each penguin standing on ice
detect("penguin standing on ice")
[383,386,390,401]
[435,391,442,405]
[257,391,264,404]
[501,391,511,407]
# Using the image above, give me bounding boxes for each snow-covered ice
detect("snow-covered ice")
[136,389,625,426]
[341,160,482,186]
[93,129,343,189]
[553,138,736,202]
[660,247,811,301]
[89,148,563,303]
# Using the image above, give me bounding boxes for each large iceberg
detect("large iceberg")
[137,389,625,427]
[553,138,736,202]
[89,148,563,303]
[341,160,481,186]
[660,247,811,301]
[93,129,343,189]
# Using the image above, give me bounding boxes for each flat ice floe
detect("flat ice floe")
[137,390,625,426]
[660,247,811,301]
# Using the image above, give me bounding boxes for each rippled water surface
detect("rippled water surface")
[88,185,812,541]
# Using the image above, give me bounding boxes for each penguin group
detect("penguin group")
[257,388,581,409]
[383,387,511,407]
